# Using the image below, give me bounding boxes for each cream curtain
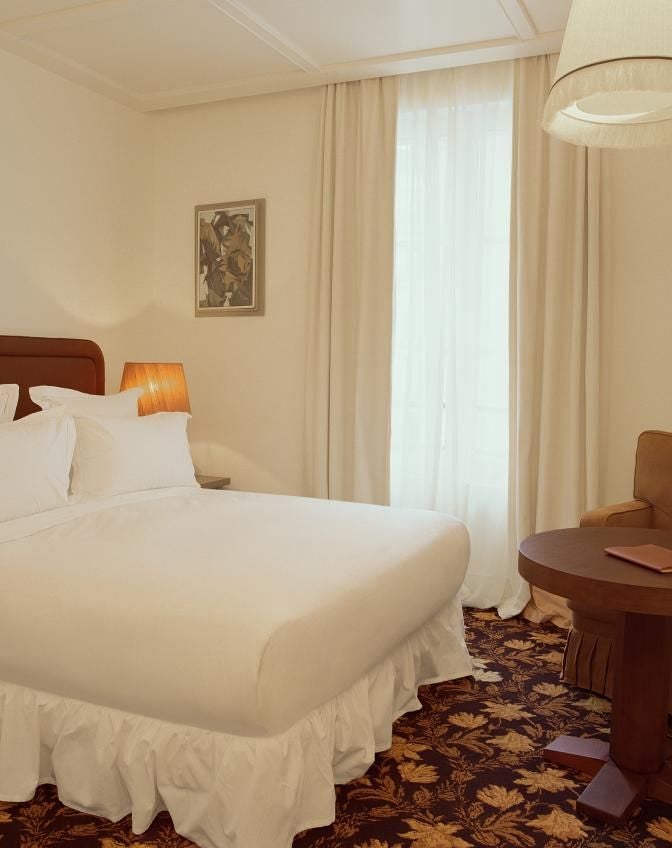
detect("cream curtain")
[390,62,521,616]
[304,77,399,504]
[305,58,600,626]
[511,55,602,626]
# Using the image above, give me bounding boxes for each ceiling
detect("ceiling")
[0,0,571,112]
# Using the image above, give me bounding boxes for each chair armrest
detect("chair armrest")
[580,499,653,528]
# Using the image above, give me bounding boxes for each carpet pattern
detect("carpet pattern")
[2,610,672,847]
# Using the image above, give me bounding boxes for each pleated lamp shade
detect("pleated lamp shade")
[543,0,672,148]
[120,362,191,416]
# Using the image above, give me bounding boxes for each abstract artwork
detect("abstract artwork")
[195,199,265,316]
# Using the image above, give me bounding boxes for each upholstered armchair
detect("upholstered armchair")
[563,430,672,697]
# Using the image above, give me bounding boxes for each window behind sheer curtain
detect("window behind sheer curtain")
[391,62,514,609]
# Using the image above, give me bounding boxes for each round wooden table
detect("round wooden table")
[519,527,672,824]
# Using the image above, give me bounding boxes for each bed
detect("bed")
[0,335,472,848]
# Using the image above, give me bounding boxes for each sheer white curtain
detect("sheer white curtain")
[391,62,527,616]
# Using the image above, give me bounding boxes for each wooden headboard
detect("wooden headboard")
[0,335,105,419]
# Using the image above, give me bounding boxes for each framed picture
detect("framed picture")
[195,198,265,316]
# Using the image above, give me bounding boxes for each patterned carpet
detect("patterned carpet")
[2,610,672,848]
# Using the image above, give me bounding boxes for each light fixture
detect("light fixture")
[120,362,191,416]
[543,0,672,148]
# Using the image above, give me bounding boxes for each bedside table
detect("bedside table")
[196,474,231,490]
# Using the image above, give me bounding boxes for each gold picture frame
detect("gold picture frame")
[195,198,265,316]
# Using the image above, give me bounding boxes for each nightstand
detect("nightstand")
[196,474,231,490]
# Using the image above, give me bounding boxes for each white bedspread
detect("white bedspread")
[0,488,470,736]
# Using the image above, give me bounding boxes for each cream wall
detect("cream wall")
[0,50,322,496]
[139,88,323,494]
[600,146,672,504]
[130,84,672,502]
[4,44,672,504]
[0,49,152,385]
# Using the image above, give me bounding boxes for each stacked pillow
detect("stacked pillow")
[0,386,198,523]
[29,385,143,418]
[71,412,197,500]
[0,384,19,423]
[0,413,75,522]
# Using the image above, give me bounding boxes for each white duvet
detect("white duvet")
[0,488,470,736]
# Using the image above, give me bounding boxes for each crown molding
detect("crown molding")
[496,0,537,41]
[0,0,136,27]
[0,0,319,74]
[147,30,564,112]
[0,25,142,109]
[0,0,563,114]
[205,0,320,72]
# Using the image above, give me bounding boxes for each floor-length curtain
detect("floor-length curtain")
[304,77,399,504]
[511,55,601,625]
[390,62,523,615]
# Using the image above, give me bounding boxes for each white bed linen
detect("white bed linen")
[70,413,197,499]
[29,385,142,417]
[0,384,18,422]
[0,488,470,735]
[0,413,75,522]
[0,488,472,848]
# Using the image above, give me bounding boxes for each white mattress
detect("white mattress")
[0,488,470,736]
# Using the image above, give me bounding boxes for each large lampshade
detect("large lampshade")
[120,362,191,416]
[543,0,672,148]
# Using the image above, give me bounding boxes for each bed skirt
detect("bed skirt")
[0,600,471,848]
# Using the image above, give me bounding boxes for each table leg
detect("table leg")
[543,612,672,824]
[543,736,609,776]
[610,613,671,772]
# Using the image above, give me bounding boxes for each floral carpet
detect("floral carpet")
[2,610,672,848]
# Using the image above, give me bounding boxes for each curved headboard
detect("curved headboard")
[0,335,105,419]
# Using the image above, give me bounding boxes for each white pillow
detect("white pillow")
[0,384,19,422]
[29,386,142,418]
[71,412,197,500]
[0,414,75,522]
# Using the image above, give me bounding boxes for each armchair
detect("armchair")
[563,430,672,696]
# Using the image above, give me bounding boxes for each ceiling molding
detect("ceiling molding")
[0,0,134,28]
[204,0,320,72]
[496,0,537,41]
[0,0,567,114]
[0,26,142,108]
[147,30,564,113]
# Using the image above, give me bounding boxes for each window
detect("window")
[391,63,514,609]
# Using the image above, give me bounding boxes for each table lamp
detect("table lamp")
[120,362,191,416]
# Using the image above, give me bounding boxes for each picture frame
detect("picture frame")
[195,198,265,316]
